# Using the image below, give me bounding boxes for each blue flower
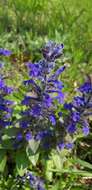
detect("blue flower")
[20,120,29,129]
[49,65,66,80]
[35,130,52,141]
[35,131,44,141]
[58,111,62,117]
[0,63,3,68]
[0,49,12,56]
[49,115,56,125]
[73,96,85,107]
[48,79,63,90]
[72,111,80,122]
[26,172,45,190]
[16,133,23,141]
[67,123,76,134]
[82,120,89,136]
[55,91,64,103]
[42,41,64,61]
[79,81,92,93]
[27,60,49,80]
[57,142,65,150]
[30,105,42,117]
[25,132,32,141]
[0,79,4,89]
[29,63,41,78]
[3,86,13,94]
[64,103,72,110]
[65,142,74,149]
[82,126,89,136]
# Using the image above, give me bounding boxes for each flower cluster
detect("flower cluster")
[0,74,13,128]
[64,76,92,136]
[26,172,45,190]
[18,172,45,190]
[17,41,65,149]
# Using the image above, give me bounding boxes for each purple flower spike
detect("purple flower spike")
[20,41,65,150]
[64,76,92,141]
[0,76,13,128]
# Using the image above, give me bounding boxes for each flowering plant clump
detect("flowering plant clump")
[0,43,92,189]
[16,41,66,150]
[14,42,92,152]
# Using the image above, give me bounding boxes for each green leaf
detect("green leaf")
[52,154,63,170]
[0,150,7,172]
[73,158,92,170]
[70,187,86,190]
[16,150,29,176]
[51,150,67,171]
[28,139,40,154]
[49,180,61,190]
[45,160,53,182]
[26,146,39,166]
[50,184,59,190]
[1,139,13,150]
[50,168,92,177]
[2,127,18,138]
